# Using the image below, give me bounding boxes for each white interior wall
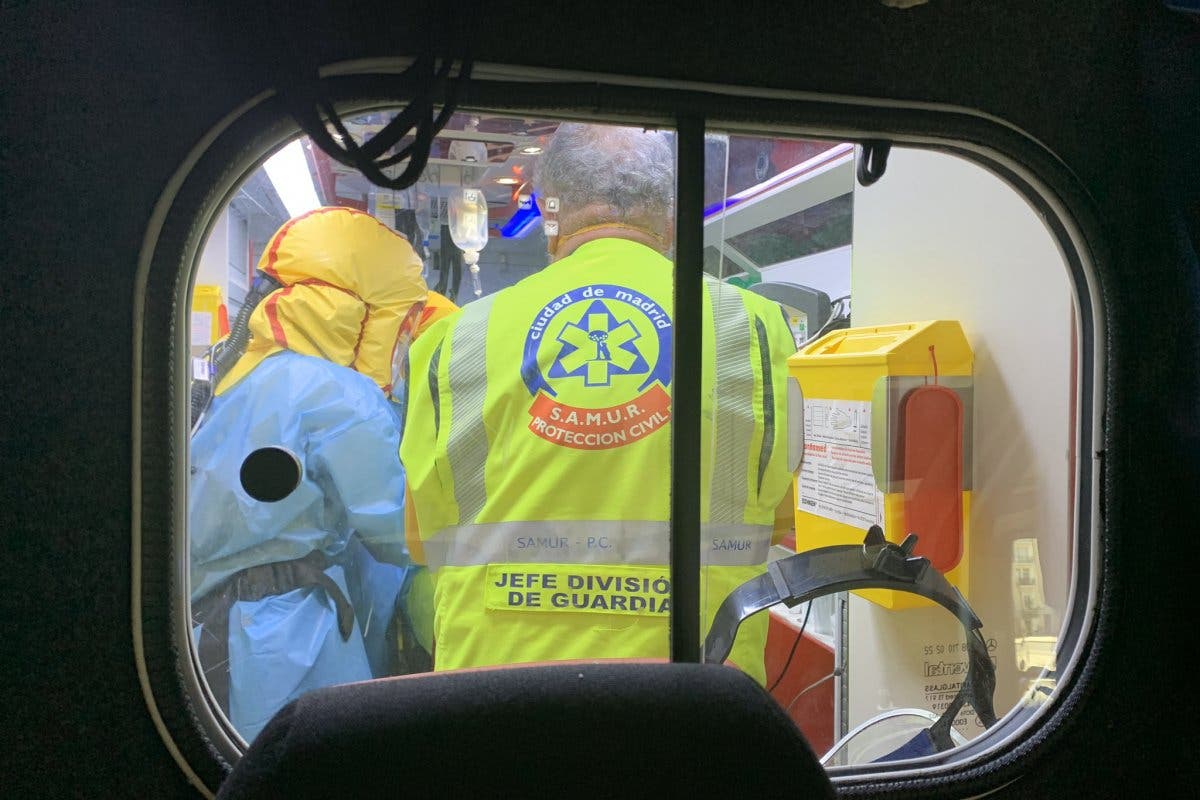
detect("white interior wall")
[195,210,229,292]
[844,148,1074,739]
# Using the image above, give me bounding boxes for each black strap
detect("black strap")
[856,141,891,187]
[192,550,356,716]
[703,527,997,748]
[281,56,472,192]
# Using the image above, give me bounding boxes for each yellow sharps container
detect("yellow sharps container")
[789,320,973,609]
[190,284,228,357]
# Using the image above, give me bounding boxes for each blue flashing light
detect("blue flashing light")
[703,196,746,218]
[501,193,542,238]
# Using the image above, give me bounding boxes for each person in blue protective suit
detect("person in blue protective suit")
[188,206,456,742]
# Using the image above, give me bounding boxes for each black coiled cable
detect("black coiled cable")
[286,54,472,192]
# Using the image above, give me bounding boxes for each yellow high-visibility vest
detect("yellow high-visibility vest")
[401,238,796,683]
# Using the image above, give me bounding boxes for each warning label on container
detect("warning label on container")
[797,398,883,529]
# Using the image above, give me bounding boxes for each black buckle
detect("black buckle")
[862,526,929,583]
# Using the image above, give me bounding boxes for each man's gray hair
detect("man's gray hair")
[533,123,674,225]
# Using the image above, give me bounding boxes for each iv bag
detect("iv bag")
[449,187,489,296]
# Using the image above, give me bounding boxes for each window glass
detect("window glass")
[186,111,1082,774]
[187,113,685,743]
[701,132,1077,768]
[703,132,855,757]
[842,146,1073,765]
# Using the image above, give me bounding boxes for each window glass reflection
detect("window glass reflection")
[184,114,1082,773]
[703,134,1076,767]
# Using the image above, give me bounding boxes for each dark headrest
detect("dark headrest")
[217,662,833,799]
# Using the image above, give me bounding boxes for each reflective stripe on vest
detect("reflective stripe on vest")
[707,280,756,524]
[445,294,496,523]
[421,520,773,568]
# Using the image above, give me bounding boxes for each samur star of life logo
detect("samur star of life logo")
[522,283,673,450]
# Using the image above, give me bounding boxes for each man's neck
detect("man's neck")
[552,224,668,260]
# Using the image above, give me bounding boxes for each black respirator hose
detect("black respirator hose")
[212,272,283,385]
[190,272,283,432]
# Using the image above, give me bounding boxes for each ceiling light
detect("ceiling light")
[520,145,543,155]
[495,176,520,185]
[264,140,322,217]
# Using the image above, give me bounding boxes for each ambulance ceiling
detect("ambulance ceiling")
[300,111,856,271]
[315,112,561,229]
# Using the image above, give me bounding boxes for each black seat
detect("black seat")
[217,662,834,799]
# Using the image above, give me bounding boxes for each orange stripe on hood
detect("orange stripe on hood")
[263,285,294,347]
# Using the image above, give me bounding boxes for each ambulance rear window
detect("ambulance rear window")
[156,99,1095,788]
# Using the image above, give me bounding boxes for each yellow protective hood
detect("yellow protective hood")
[217,207,428,395]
